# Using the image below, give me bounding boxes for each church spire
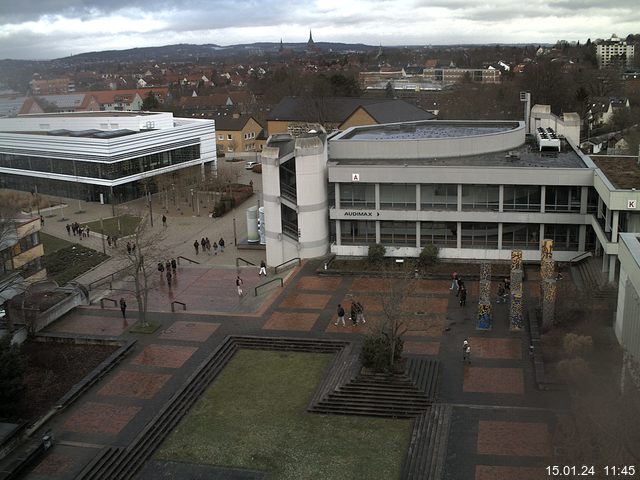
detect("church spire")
[279,38,283,52]
[308,30,314,45]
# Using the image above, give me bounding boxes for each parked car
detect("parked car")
[245,161,260,170]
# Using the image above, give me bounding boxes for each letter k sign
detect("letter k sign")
[628,200,637,209]
[352,173,360,182]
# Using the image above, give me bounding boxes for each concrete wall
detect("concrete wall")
[529,104,581,146]
[616,233,640,359]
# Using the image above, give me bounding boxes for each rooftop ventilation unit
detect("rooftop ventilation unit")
[536,127,561,152]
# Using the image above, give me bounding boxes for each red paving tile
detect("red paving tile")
[98,370,171,399]
[464,367,524,394]
[30,452,74,476]
[477,421,551,457]
[46,314,127,336]
[132,344,198,369]
[63,402,141,435]
[325,313,445,337]
[470,337,522,359]
[414,279,451,294]
[297,276,342,291]
[263,311,319,331]
[406,315,447,337]
[475,466,545,480]
[404,341,440,355]
[350,278,393,293]
[401,296,448,313]
[279,292,331,309]
[159,321,220,342]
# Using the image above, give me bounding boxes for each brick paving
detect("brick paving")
[22,260,569,480]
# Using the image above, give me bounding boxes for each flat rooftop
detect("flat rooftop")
[592,155,640,189]
[340,121,517,141]
[330,138,587,169]
[17,111,158,118]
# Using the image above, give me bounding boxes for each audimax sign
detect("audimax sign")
[343,211,380,217]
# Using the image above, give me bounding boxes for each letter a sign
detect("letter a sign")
[352,173,360,182]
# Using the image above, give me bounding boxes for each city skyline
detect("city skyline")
[0,0,638,60]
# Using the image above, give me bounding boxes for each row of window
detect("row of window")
[335,184,595,213]
[217,132,257,141]
[12,232,40,256]
[0,145,200,180]
[338,221,580,250]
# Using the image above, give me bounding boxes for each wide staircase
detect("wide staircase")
[401,404,453,480]
[572,255,617,301]
[309,357,440,418]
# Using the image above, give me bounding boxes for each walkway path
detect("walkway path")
[22,259,566,480]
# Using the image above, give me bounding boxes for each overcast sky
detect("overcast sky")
[0,0,637,60]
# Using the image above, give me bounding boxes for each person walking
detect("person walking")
[119,298,127,319]
[162,214,167,228]
[496,283,506,303]
[459,285,467,307]
[259,260,267,276]
[464,345,471,364]
[350,301,358,326]
[40,215,44,226]
[166,269,172,286]
[107,235,112,247]
[236,275,244,297]
[455,277,463,297]
[335,304,346,327]
[126,242,132,255]
[165,260,171,273]
[462,339,469,361]
[65,224,71,235]
[193,240,199,255]
[356,301,366,324]
[112,235,117,247]
[213,241,218,255]
[450,271,458,290]
[158,262,165,278]
[171,258,177,272]
[219,238,225,253]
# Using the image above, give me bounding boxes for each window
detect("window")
[420,222,456,247]
[503,186,541,212]
[461,222,499,249]
[340,184,375,209]
[380,221,416,246]
[380,184,416,209]
[544,224,579,251]
[227,134,233,140]
[502,223,539,249]
[218,134,223,141]
[421,184,457,210]
[227,146,233,152]
[340,220,376,245]
[461,185,499,211]
[545,186,581,212]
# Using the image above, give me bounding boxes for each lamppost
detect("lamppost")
[190,189,195,213]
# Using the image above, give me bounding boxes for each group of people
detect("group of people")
[65,222,90,239]
[451,272,467,307]
[194,237,225,255]
[335,300,366,327]
[158,259,178,286]
[496,278,511,303]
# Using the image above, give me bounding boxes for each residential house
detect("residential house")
[28,77,75,95]
[19,94,100,114]
[214,114,265,156]
[588,97,631,129]
[266,97,436,136]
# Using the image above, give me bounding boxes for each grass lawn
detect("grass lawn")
[44,243,109,285]
[85,215,140,237]
[39,232,73,254]
[156,350,412,480]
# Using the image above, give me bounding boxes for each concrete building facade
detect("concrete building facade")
[596,34,635,68]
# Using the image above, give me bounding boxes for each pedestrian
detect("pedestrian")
[165,260,171,273]
[450,271,458,290]
[119,297,127,319]
[85,226,90,237]
[356,301,366,324]
[78,227,83,239]
[213,241,218,255]
[219,237,225,252]
[40,215,44,226]
[107,235,112,247]
[236,275,243,297]
[462,339,469,360]
[455,277,463,297]
[463,344,471,363]
[171,258,177,272]
[259,260,267,276]
[194,240,199,255]
[66,224,71,235]
[166,269,172,286]
[112,235,118,247]
[350,301,358,326]
[131,243,136,254]
[72,223,77,236]
[503,277,511,293]
[459,285,467,307]
[158,262,165,277]
[335,304,346,327]
[496,283,506,303]
[201,238,206,253]
[162,214,167,228]
[126,242,132,255]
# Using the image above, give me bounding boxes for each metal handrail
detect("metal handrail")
[254,277,283,296]
[569,251,593,264]
[100,298,118,309]
[236,257,257,267]
[274,257,301,274]
[87,266,130,291]
[177,256,200,265]
[171,301,186,312]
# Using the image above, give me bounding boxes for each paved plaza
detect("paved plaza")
[12,173,568,479]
